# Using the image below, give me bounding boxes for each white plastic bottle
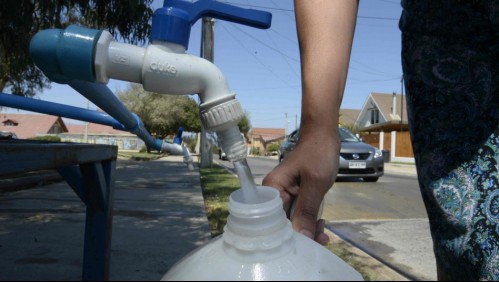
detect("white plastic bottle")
[162,186,363,281]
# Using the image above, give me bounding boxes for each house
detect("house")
[248,128,285,156]
[356,92,414,163]
[0,112,144,150]
[0,113,67,139]
[60,123,145,150]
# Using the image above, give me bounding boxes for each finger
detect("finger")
[315,233,330,245]
[315,219,330,245]
[316,219,325,233]
[291,186,324,240]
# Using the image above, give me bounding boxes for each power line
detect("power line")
[347,76,401,83]
[232,84,301,91]
[222,1,399,21]
[220,1,400,82]
[264,30,300,79]
[350,59,401,77]
[357,15,399,21]
[225,22,299,63]
[220,23,292,86]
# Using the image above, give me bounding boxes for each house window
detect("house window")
[2,119,18,127]
[370,109,379,124]
[54,122,62,134]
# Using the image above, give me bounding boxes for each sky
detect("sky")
[3,0,403,133]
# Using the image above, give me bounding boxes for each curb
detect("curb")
[325,229,410,281]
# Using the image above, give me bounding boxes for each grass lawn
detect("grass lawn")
[117,150,167,161]
[199,165,240,237]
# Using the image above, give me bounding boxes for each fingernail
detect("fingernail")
[300,229,314,239]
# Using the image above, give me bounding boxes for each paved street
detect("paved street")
[237,156,438,281]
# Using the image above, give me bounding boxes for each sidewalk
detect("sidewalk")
[0,156,211,281]
[383,162,417,177]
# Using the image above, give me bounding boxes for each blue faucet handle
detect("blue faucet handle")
[169,0,272,29]
[173,126,184,145]
[151,0,272,49]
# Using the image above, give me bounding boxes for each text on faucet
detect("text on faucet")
[150,61,177,76]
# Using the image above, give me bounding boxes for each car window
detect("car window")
[0,131,17,139]
[288,129,299,142]
[288,127,362,143]
[287,128,360,143]
[339,128,360,143]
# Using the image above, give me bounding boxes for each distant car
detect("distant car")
[0,131,18,140]
[279,127,384,182]
[219,149,228,160]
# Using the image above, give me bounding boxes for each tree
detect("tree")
[237,111,252,142]
[117,84,201,137]
[0,0,154,97]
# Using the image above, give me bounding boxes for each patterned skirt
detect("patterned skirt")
[400,0,499,280]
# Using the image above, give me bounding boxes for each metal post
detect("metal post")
[400,76,404,131]
[84,100,89,143]
[200,17,215,168]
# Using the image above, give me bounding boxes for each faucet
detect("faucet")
[29,0,272,164]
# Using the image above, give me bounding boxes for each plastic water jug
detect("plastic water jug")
[162,186,364,281]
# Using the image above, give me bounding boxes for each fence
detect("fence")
[361,131,414,160]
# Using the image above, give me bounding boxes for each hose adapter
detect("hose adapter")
[200,98,246,162]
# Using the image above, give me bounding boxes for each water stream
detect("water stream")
[233,159,261,204]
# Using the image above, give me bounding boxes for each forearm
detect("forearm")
[294,0,358,140]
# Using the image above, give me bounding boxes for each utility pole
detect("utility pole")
[199,17,215,168]
[400,75,404,131]
[285,112,288,135]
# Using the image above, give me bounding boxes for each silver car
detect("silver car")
[279,127,384,182]
[0,131,18,140]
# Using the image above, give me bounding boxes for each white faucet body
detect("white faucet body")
[95,31,231,105]
[94,31,247,162]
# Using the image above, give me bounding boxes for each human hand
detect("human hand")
[263,133,340,245]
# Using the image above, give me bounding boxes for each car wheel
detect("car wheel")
[363,177,379,182]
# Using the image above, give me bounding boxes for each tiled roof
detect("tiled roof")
[65,123,130,135]
[371,92,408,123]
[339,109,360,125]
[0,113,67,139]
[250,128,285,142]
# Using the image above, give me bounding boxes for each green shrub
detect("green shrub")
[251,147,260,156]
[267,142,280,153]
[28,135,61,142]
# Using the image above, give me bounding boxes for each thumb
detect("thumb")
[290,186,324,239]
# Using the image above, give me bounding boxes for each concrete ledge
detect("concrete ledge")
[326,229,410,281]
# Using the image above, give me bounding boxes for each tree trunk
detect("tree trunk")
[0,78,6,93]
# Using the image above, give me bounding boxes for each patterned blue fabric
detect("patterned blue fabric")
[400,0,499,280]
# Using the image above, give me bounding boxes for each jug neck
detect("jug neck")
[222,186,294,261]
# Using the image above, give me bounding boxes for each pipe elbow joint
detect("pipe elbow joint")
[30,25,102,84]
